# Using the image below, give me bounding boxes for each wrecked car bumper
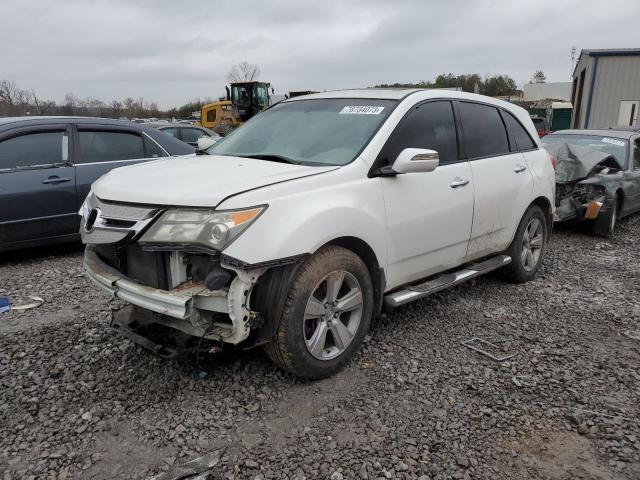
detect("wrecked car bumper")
[83,246,261,344]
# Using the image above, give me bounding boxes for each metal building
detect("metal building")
[571,48,640,129]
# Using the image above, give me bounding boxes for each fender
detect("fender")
[220,161,389,271]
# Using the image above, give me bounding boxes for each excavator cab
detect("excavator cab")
[229,81,271,122]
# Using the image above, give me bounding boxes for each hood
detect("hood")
[545,143,622,183]
[92,154,338,207]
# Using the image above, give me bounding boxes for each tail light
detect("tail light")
[549,154,557,171]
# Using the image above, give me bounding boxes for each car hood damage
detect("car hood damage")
[92,154,338,207]
[546,143,622,184]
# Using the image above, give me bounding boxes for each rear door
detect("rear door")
[73,125,166,207]
[0,124,77,247]
[456,101,534,259]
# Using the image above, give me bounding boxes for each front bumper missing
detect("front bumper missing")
[83,246,262,344]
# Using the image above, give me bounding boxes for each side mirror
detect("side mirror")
[197,136,218,151]
[392,148,439,174]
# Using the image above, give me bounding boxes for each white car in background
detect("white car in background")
[81,89,555,379]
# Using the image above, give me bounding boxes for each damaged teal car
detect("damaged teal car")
[542,128,640,237]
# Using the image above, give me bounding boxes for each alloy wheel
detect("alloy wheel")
[303,270,363,360]
[521,217,544,272]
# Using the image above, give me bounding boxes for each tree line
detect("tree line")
[375,73,521,96]
[0,79,213,119]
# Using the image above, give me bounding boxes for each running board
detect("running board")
[383,254,511,308]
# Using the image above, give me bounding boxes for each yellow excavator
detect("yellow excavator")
[200,81,271,135]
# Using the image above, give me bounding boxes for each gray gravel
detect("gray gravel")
[1,217,640,480]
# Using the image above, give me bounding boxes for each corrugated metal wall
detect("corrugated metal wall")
[588,56,640,128]
[571,55,594,128]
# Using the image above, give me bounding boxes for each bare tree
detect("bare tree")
[226,62,260,83]
[0,80,20,106]
[531,70,547,84]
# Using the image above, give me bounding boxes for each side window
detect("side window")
[77,130,144,163]
[633,138,640,170]
[143,136,168,158]
[181,128,206,143]
[206,109,216,123]
[459,102,510,158]
[503,111,537,151]
[0,131,65,170]
[161,127,180,139]
[378,101,459,166]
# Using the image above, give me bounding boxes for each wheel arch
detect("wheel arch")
[529,195,554,240]
[323,236,386,317]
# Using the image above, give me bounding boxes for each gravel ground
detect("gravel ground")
[1,216,640,480]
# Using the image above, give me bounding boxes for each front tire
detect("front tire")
[263,246,373,379]
[503,205,548,283]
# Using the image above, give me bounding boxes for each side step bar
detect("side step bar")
[383,254,511,308]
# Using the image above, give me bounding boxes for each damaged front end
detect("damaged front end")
[547,143,621,223]
[79,194,295,352]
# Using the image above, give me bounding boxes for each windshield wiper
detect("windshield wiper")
[243,154,300,165]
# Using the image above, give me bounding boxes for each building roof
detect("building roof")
[573,48,640,77]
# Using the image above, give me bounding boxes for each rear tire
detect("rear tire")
[263,246,373,379]
[503,205,548,283]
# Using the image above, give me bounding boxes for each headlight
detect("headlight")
[139,206,265,251]
[79,191,94,217]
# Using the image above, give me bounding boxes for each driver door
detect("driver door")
[378,100,474,288]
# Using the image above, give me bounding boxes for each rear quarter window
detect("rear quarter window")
[504,112,537,151]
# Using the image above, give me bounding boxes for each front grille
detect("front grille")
[125,244,169,290]
[94,242,169,290]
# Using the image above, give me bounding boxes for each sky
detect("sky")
[1,0,639,109]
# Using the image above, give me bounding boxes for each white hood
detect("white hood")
[92,155,337,207]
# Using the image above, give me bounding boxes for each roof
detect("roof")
[548,128,636,140]
[286,88,422,100]
[0,116,195,155]
[584,48,640,57]
[573,48,640,76]
[0,116,134,127]
[283,88,519,108]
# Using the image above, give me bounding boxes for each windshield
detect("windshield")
[541,134,628,168]
[207,98,397,166]
[253,85,269,107]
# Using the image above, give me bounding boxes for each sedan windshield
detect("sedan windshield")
[207,98,397,166]
[542,134,628,168]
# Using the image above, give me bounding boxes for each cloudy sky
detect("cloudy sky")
[1,0,639,109]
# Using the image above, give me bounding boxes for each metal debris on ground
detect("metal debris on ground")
[462,337,514,362]
[147,447,225,480]
[0,296,44,314]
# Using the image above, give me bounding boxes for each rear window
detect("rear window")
[78,130,144,163]
[458,102,510,158]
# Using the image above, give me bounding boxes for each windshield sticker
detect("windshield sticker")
[339,106,385,115]
[602,137,625,146]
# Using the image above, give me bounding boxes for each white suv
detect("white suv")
[81,89,555,378]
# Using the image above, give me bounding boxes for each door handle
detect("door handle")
[450,178,470,188]
[42,176,71,185]
[514,164,527,173]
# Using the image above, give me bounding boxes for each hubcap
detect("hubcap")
[521,217,544,272]
[303,270,363,361]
